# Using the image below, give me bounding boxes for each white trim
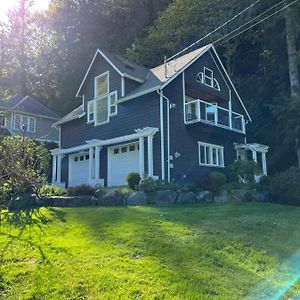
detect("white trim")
[109,91,118,117]
[51,127,159,156]
[94,71,109,99]
[87,100,94,123]
[159,92,165,180]
[139,137,145,176]
[53,108,85,127]
[210,45,252,122]
[121,77,125,97]
[198,142,225,168]
[13,113,36,133]
[147,135,154,177]
[76,49,123,97]
[117,86,161,104]
[94,94,110,126]
[182,71,186,124]
[123,73,144,83]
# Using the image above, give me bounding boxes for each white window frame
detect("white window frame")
[109,91,118,117]
[205,102,218,123]
[0,114,6,127]
[198,142,224,168]
[196,67,220,91]
[94,94,110,126]
[14,114,36,133]
[87,100,94,123]
[94,71,109,98]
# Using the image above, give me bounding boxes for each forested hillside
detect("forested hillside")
[0,0,299,173]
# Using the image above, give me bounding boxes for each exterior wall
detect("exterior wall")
[60,92,162,185]
[125,78,141,95]
[4,111,59,143]
[163,72,245,184]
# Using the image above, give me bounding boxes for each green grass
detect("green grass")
[0,203,300,299]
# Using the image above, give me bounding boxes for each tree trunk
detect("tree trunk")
[285,3,300,166]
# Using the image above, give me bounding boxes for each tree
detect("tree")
[0,136,50,207]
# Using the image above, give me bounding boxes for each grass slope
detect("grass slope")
[0,203,300,299]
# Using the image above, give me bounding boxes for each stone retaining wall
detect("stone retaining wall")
[8,189,272,210]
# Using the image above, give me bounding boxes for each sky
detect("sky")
[0,0,50,22]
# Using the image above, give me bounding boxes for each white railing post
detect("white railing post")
[57,154,62,184]
[89,147,94,183]
[147,135,154,177]
[262,152,268,176]
[95,146,101,182]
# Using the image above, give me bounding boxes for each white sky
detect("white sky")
[0,0,50,22]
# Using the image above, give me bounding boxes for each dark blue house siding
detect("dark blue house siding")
[163,73,245,183]
[60,91,162,183]
[82,54,122,110]
[125,78,141,95]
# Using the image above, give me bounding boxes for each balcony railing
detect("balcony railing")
[185,99,245,133]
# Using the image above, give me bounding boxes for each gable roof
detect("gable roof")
[0,94,60,119]
[76,49,149,97]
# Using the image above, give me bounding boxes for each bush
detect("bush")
[126,172,141,190]
[259,176,271,186]
[0,181,14,209]
[137,176,179,193]
[199,171,227,194]
[229,160,261,184]
[270,167,300,205]
[68,185,96,196]
[39,185,67,197]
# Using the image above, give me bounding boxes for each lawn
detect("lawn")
[0,203,300,299]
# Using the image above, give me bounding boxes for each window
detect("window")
[114,148,119,155]
[198,142,224,167]
[196,67,220,91]
[95,95,109,125]
[129,145,136,152]
[0,115,5,127]
[121,147,127,153]
[87,101,94,123]
[95,72,109,98]
[109,91,118,116]
[14,114,36,132]
[205,103,217,123]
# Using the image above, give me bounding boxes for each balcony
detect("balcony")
[184,99,245,133]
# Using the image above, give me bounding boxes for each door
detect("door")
[69,153,93,187]
[108,143,140,186]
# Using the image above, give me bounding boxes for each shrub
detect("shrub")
[229,160,261,184]
[0,137,50,207]
[68,184,96,196]
[39,185,67,197]
[0,181,14,210]
[259,175,271,186]
[199,171,227,194]
[126,172,141,190]
[270,167,300,205]
[137,176,179,193]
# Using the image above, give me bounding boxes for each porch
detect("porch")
[51,127,159,187]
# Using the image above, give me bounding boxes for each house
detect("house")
[51,44,269,188]
[0,94,60,144]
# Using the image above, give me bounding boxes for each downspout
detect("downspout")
[157,89,171,182]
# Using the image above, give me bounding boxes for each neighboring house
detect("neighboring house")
[52,44,269,188]
[0,94,60,144]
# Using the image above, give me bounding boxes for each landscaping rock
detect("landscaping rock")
[177,192,196,204]
[100,190,125,206]
[127,191,147,206]
[214,190,228,203]
[229,189,248,202]
[8,195,37,210]
[244,190,271,202]
[196,191,213,202]
[151,190,177,204]
[50,196,95,207]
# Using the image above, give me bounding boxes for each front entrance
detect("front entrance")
[108,142,140,186]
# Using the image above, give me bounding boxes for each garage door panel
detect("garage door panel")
[69,153,93,187]
[109,143,139,186]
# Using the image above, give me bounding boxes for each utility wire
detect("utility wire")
[214,0,299,44]
[166,0,263,62]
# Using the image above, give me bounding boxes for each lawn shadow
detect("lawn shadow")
[0,207,67,263]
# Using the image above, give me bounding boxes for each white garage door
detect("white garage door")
[109,143,140,186]
[69,153,93,187]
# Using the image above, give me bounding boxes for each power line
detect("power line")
[166,0,263,62]
[214,0,299,44]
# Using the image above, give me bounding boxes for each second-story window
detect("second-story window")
[0,114,5,127]
[87,100,94,123]
[205,103,218,123]
[196,67,220,91]
[95,72,109,98]
[109,91,118,116]
[14,114,36,132]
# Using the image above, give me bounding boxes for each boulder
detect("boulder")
[126,191,147,206]
[214,190,228,203]
[177,192,196,204]
[196,191,213,202]
[244,190,271,202]
[229,189,248,202]
[100,190,125,206]
[51,196,95,207]
[151,190,177,204]
[8,195,37,210]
